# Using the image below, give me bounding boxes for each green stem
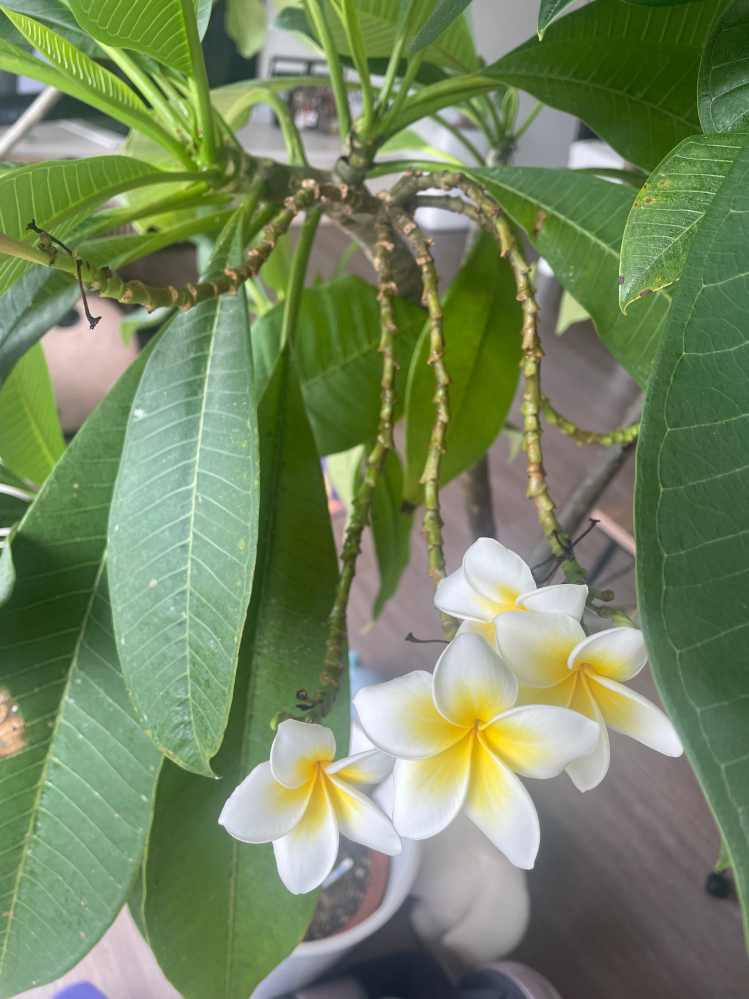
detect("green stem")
[303,0,352,137]
[338,0,375,134]
[279,207,322,351]
[541,396,640,447]
[513,101,543,141]
[218,89,308,166]
[181,0,217,166]
[378,51,425,135]
[431,113,484,164]
[100,45,185,138]
[367,157,462,177]
[377,36,409,113]
[79,183,218,239]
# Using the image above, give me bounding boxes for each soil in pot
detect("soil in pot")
[304,840,390,941]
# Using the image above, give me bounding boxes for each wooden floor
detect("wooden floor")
[16,224,749,999]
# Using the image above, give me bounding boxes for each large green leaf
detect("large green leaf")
[0,156,179,301]
[469,166,671,389]
[108,216,259,777]
[0,268,78,384]
[699,0,749,132]
[0,343,163,999]
[370,448,413,621]
[0,0,103,54]
[403,231,522,505]
[252,275,425,456]
[68,0,195,74]
[539,0,704,36]
[143,346,349,999]
[408,0,473,53]
[619,132,746,309]
[0,343,64,486]
[487,0,727,171]
[2,10,180,152]
[636,121,749,946]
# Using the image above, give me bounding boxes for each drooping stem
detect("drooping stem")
[300,222,400,724]
[5,182,353,315]
[386,200,456,640]
[541,396,640,447]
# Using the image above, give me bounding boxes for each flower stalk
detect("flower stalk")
[541,396,640,447]
[387,199,456,640]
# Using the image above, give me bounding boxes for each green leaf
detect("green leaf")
[0,342,163,999]
[226,0,268,57]
[0,343,64,486]
[699,0,749,132]
[0,491,29,529]
[0,156,181,301]
[252,275,426,456]
[635,126,749,950]
[555,288,590,335]
[539,0,705,34]
[619,133,745,309]
[2,10,180,152]
[0,528,16,606]
[0,268,78,384]
[142,346,349,999]
[0,0,103,54]
[403,231,522,505]
[469,166,671,389]
[370,448,413,621]
[68,0,194,74]
[108,216,260,776]
[326,0,479,72]
[408,0,472,53]
[487,0,727,171]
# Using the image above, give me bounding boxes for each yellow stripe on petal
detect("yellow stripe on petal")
[482,704,599,779]
[464,735,540,869]
[325,748,394,785]
[585,670,683,757]
[326,774,402,855]
[457,617,500,652]
[568,627,647,682]
[515,674,578,708]
[270,719,336,788]
[273,773,339,895]
[433,632,517,728]
[354,670,466,760]
[219,761,313,844]
[392,732,473,839]
[565,674,610,791]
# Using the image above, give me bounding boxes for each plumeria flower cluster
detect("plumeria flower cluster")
[220,538,683,892]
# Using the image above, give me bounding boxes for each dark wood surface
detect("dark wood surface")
[16,224,749,999]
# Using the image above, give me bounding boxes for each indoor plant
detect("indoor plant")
[0,0,746,996]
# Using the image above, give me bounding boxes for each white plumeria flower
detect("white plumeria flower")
[219,719,401,895]
[435,537,588,649]
[495,613,683,793]
[353,632,599,869]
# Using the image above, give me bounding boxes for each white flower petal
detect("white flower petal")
[433,632,517,728]
[273,775,338,894]
[586,670,683,757]
[515,674,578,708]
[457,617,499,651]
[517,583,588,620]
[482,704,599,779]
[326,774,402,855]
[495,611,584,688]
[463,538,535,611]
[435,566,494,623]
[463,735,540,869]
[565,675,610,791]
[392,733,473,839]
[219,761,312,843]
[270,719,336,789]
[569,627,647,682]
[325,748,394,785]
[354,670,465,760]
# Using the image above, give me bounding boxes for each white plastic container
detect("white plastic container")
[251,838,421,999]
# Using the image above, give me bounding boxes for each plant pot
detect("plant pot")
[251,838,421,999]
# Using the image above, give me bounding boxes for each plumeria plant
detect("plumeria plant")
[0,0,746,995]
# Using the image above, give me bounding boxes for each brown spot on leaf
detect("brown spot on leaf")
[534,210,547,236]
[639,288,653,296]
[619,275,625,285]
[0,689,24,758]
[643,197,654,204]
